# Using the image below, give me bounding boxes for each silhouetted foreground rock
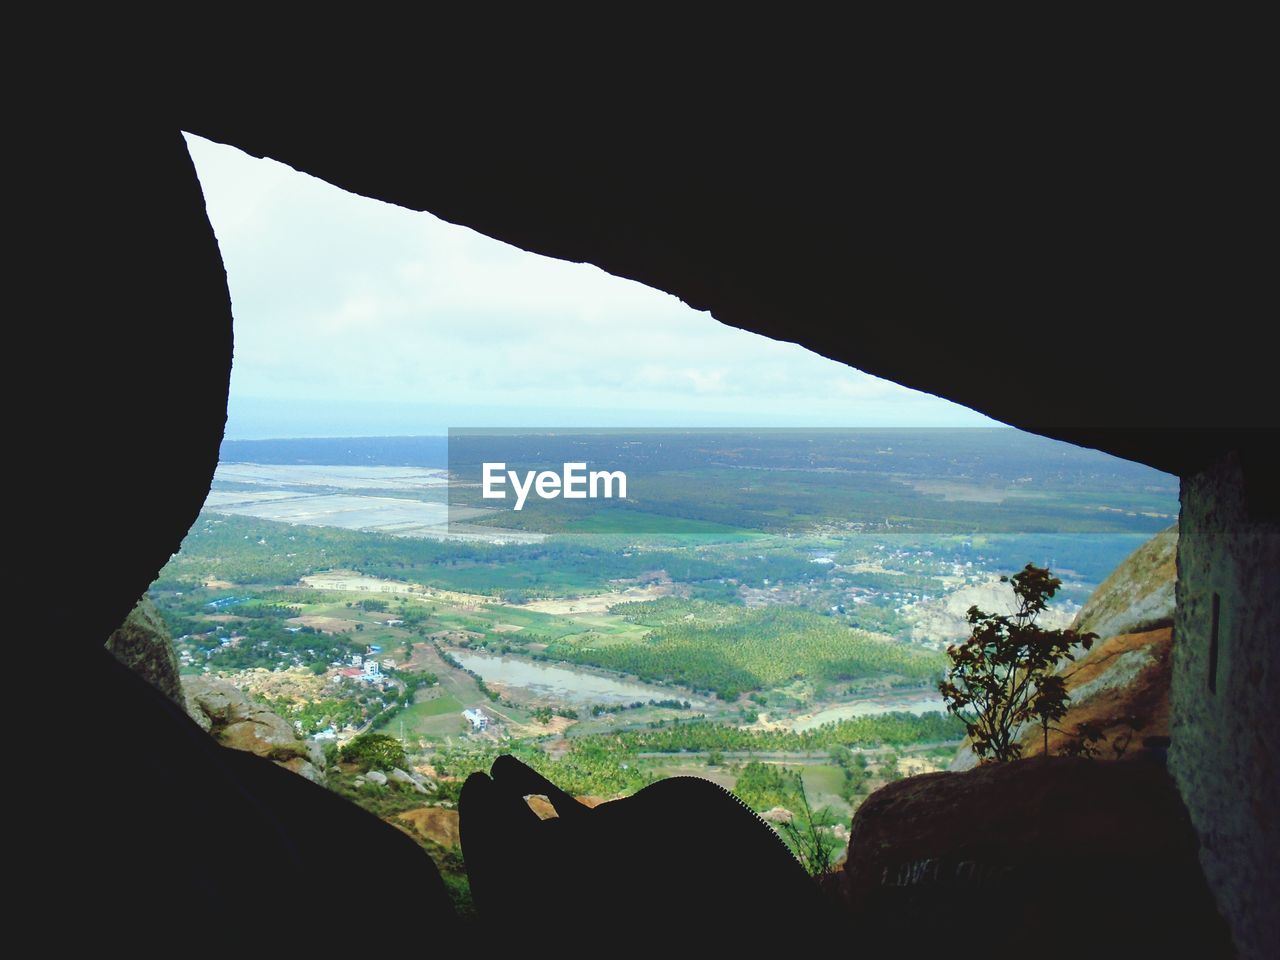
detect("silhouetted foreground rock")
[461,755,837,947]
[826,757,1232,957]
[76,647,457,948]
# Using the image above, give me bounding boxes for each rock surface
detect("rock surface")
[390,768,433,794]
[183,675,322,779]
[1021,627,1172,760]
[1074,523,1177,639]
[105,595,184,705]
[393,806,461,848]
[828,757,1230,955]
[524,794,610,819]
[952,526,1178,771]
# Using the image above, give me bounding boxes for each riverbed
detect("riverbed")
[451,650,708,708]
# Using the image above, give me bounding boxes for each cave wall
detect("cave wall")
[1171,451,1280,957]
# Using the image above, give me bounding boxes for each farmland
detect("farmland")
[148,428,1178,894]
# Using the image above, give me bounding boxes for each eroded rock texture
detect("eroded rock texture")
[183,674,322,779]
[1172,451,1280,958]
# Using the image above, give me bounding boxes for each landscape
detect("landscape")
[144,428,1178,909]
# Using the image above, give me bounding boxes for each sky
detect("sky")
[185,134,999,439]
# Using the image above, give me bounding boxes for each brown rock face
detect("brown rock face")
[394,807,461,848]
[523,794,610,819]
[1074,524,1178,639]
[1019,526,1179,760]
[833,758,1230,957]
[183,676,312,767]
[1022,627,1172,760]
[952,528,1179,771]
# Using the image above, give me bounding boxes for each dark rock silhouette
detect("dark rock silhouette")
[460,755,836,947]
[827,757,1233,957]
[75,647,457,948]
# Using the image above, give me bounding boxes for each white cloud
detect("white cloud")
[184,133,997,438]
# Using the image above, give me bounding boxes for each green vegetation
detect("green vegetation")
[267,696,363,735]
[775,775,841,876]
[938,564,1096,761]
[545,599,945,699]
[605,712,964,752]
[153,515,749,599]
[340,732,408,771]
[147,431,1175,892]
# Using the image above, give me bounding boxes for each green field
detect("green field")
[543,598,946,699]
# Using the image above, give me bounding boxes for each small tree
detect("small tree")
[938,564,1095,762]
[777,775,839,877]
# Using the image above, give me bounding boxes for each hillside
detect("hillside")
[951,525,1177,769]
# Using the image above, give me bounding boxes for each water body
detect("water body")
[791,694,948,731]
[452,651,705,707]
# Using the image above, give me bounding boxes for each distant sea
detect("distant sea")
[219,435,449,467]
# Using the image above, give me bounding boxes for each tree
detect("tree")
[339,732,407,771]
[937,564,1096,762]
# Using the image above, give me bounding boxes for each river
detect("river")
[451,650,708,707]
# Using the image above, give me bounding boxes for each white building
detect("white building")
[462,709,489,731]
[363,659,382,681]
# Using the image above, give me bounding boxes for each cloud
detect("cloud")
[184,133,998,437]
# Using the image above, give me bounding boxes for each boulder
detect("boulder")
[219,713,309,762]
[185,678,237,726]
[305,740,328,772]
[525,795,557,819]
[393,806,461,848]
[390,768,431,794]
[184,690,214,733]
[760,806,795,824]
[365,770,388,786]
[524,794,610,819]
[182,675,315,772]
[278,758,324,784]
[830,757,1230,955]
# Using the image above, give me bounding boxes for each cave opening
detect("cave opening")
[38,69,1272,953]
[93,131,1207,939]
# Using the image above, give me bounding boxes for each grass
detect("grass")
[798,764,846,797]
[409,693,464,717]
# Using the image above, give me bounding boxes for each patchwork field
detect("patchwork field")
[208,463,543,543]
